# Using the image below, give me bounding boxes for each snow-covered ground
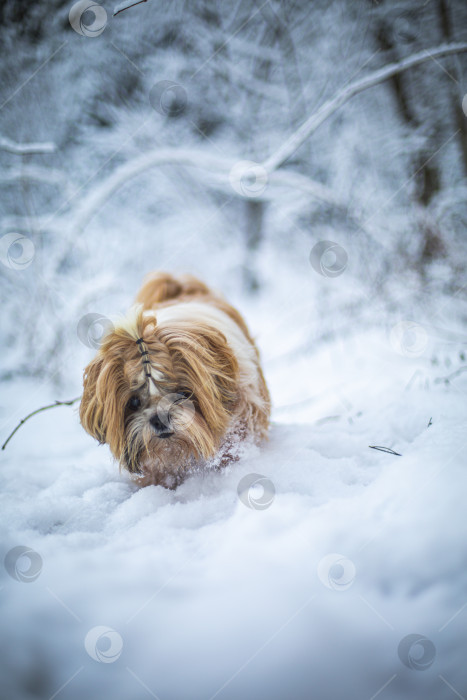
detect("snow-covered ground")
[1,302,466,700]
[1,2,466,698]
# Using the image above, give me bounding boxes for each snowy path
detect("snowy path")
[1,329,466,700]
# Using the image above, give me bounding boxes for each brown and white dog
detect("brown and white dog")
[80,272,270,487]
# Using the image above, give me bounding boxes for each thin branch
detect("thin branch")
[0,136,56,155]
[263,42,467,172]
[113,0,148,17]
[369,445,402,456]
[434,365,467,384]
[2,398,81,451]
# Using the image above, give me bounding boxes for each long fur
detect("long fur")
[80,272,270,487]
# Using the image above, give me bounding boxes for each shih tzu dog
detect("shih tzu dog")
[80,272,270,487]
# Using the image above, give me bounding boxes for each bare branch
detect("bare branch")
[369,446,402,456]
[2,398,81,451]
[113,0,148,17]
[263,42,467,172]
[0,136,56,155]
[434,366,467,385]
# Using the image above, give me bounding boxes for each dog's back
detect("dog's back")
[135,272,254,342]
[135,272,211,310]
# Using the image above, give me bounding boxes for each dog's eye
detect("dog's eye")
[127,396,141,411]
[178,390,192,400]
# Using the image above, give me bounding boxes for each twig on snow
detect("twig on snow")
[2,397,81,451]
[369,445,402,456]
[114,0,148,17]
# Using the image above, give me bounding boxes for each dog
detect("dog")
[79,272,270,487]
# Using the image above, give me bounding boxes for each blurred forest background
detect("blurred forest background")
[0,0,466,388]
[1,6,467,699]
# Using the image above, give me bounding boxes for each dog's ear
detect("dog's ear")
[197,325,239,408]
[80,349,130,458]
[160,322,239,434]
[80,354,106,444]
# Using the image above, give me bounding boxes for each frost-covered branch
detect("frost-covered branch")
[0,136,56,155]
[48,41,467,259]
[51,149,336,265]
[263,42,467,172]
[66,150,231,235]
[0,165,70,191]
[270,170,341,206]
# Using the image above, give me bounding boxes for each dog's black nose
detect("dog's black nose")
[150,414,173,438]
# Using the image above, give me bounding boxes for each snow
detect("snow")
[1,1,467,697]
[1,317,466,700]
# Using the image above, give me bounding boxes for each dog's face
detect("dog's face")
[80,310,239,482]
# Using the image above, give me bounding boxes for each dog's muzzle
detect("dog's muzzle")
[150,414,174,439]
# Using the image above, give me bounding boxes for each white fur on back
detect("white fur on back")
[145,302,259,389]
